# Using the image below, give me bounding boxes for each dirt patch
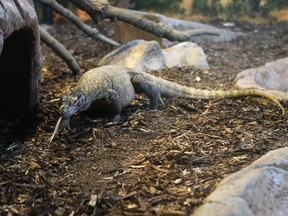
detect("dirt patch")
[1,20,288,215]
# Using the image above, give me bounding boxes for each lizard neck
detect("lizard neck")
[77,76,111,106]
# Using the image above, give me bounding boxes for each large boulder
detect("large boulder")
[193,147,288,216]
[99,40,209,72]
[234,57,288,101]
[0,0,42,120]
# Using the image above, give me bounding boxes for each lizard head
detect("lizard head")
[59,90,88,118]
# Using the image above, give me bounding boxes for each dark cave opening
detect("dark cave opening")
[0,28,35,120]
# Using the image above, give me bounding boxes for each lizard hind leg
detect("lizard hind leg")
[131,75,164,110]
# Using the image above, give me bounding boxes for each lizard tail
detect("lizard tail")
[141,73,285,114]
[186,88,285,115]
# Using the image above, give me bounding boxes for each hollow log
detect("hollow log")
[0,0,42,120]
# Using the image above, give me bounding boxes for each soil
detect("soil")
[1,20,288,216]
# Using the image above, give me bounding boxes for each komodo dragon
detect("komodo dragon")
[59,65,284,121]
[49,65,284,144]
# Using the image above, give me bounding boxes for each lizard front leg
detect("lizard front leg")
[105,89,123,122]
[131,75,164,110]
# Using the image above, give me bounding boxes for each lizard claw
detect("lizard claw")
[160,98,165,106]
[110,114,121,122]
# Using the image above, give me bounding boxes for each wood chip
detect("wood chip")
[129,165,145,169]
[88,194,98,207]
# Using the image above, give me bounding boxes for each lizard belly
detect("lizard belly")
[89,98,120,116]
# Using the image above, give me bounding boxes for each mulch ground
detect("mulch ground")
[1,20,288,216]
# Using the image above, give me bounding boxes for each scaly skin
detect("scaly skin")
[59,65,284,121]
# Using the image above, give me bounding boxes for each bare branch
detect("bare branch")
[68,0,220,42]
[36,0,119,46]
[39,27,81,75]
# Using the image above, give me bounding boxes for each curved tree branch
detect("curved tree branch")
[39,27,81,75]
[68,0,220,41]
[36,0,119,46]
[36,0,220,74]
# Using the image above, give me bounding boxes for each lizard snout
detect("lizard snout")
[59,104,70,118]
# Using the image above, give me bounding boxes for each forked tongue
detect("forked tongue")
[48,116,63,145]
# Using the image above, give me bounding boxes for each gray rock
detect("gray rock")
[193,147,288,216]
[99,40,209,72]
[234,58,288,101]
[0,0,42,119]
[163,42,209,69]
